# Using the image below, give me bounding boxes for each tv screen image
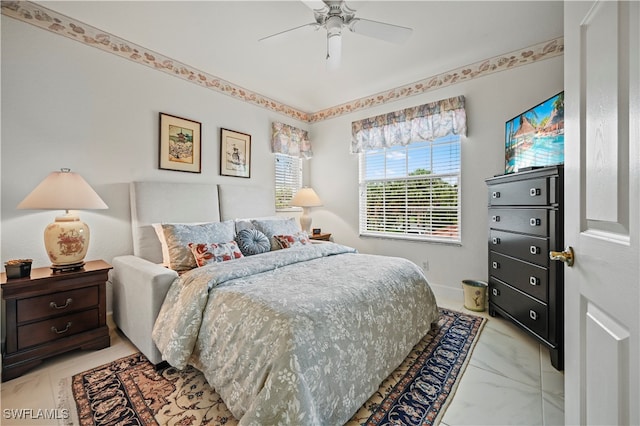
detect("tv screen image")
[505,92,564,173]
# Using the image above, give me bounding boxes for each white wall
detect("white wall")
[1,15,563,304]
[1,17,307,272]
[309,57,564,297]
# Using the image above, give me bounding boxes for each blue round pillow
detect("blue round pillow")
[235,228,271,256]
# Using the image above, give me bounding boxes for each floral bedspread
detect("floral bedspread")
[152,242,438,425]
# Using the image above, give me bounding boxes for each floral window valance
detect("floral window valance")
[271,122,313,159]
[351,95,467,153]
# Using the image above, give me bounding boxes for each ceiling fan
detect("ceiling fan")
[259,0,412,70]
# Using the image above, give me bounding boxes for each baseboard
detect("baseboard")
[107,312,115,329]
[429,282,463,303]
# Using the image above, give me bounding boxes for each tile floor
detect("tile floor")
[0,295,564,425]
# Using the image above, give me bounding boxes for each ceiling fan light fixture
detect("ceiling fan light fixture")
[326,15,342,70]
[326,32,341,70]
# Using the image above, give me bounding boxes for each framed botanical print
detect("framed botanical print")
[159,113,202,173]
[220,128,251,178]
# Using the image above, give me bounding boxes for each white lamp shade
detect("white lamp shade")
[290,187,323,207]
[17,169,108,211]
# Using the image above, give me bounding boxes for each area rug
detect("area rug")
[58,308,485,426]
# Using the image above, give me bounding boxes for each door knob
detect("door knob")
[549,246,575,267]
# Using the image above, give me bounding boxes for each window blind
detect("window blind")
[359,135,461,242]
[275,153,303,210]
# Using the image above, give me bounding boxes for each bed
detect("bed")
[111,181,438,425]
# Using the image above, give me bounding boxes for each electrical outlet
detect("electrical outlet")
[421,260,429,271]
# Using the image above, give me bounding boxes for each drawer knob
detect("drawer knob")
[530,188,541,196]
[492,215,500,222]
[529,218,541,226]
[51,322,72,334]
[492,288,500,296]
[529,310,538,321]
[492,191,501,199]
[529,276,539,286]
[492,261,500,269]
[50,298,73,310]
[492,237,500,245]
[529,245,540,255]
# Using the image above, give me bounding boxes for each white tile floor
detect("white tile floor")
[0,295,564,425]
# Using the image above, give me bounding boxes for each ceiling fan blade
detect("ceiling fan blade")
[348,18,412,44]
[300,0,329,13]
[259,22,321,42]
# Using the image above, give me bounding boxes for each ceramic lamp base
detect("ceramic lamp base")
[299,207,312,233]
[44,213,90,268]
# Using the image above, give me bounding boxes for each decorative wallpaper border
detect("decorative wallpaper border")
[2,1,563,124]
[310,38,564,122]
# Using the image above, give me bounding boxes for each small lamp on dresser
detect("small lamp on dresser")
[290,187,323,233]
[17,168,108,271]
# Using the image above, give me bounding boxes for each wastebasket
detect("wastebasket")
[462,279,488,312]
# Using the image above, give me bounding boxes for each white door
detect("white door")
[563,1,639,425]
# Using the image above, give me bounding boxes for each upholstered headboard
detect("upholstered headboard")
[218,183,276,221]
[130,182,277,263]
[130,182,221,263]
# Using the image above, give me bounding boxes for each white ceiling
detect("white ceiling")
[43,1,564,113]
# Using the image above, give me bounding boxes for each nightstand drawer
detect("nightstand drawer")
[17,286,99,323]
[17,309,100,350]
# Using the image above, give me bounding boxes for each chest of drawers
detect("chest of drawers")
[1,260,111,381]
[486,166,564,370]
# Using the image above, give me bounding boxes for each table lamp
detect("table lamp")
[17,168,108,271]
[290,187,322,233]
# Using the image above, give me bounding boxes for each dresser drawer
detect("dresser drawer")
[17,309,100,350]
[488,177,551,206]
[489,252,548,302]
[489,279,548,339]
[17,286,99,323]
[489,229,549,267]
[489,208,549,237]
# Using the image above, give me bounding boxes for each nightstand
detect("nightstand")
[1,260,112,381]
[309,233,332,241]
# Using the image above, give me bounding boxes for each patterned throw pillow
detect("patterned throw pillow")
[188,241,244,267]
[156,221,236,271]
[251,218,300,250]
[235,228,271,256]
[274,232,311,249]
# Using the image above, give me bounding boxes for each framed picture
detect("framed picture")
[159,113,202,173]
[220,128,251,178]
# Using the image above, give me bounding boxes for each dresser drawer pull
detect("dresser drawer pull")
[492,261,500,269]
[492,191,501,199]
[530,276,539,286]
[530,218,541,226]
[50,298,73,310]
[492,288,500,297]
[492,215,500,222]
[492,237,500,245]
[529,310,538,321]
[529,245,540,255]
[51,322,72,334]
[530,188,541,196]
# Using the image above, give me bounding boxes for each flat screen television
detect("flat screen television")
[505,91,564,173]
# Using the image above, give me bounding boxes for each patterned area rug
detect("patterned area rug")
[58,308,485,426]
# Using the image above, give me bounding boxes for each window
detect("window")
[275,153,302,210]
[359,134,461,243]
